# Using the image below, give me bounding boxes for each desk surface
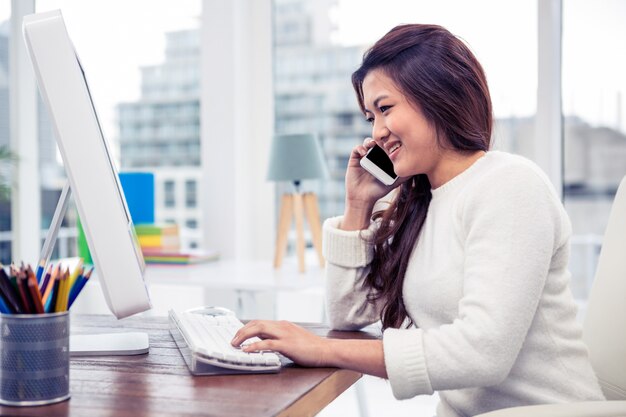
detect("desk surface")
[0,314,375,417]
[143,259,326,291]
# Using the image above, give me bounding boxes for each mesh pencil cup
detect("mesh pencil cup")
[0,311,70,406]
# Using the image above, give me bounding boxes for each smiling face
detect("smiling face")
[362,69,443,181]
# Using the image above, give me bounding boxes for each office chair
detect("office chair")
[476,175,626,416]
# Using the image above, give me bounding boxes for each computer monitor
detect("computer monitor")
[23,10,152,353]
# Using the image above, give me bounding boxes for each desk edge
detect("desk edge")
[276,369,362,417]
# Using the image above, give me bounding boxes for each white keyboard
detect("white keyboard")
[169,307,282,373]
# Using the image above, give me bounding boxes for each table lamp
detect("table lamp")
[267,133,329,273]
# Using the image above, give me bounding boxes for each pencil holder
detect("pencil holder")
[0,311,70,406]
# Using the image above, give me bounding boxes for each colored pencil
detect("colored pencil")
[55,268,70,312]
[26,264,37,287]
[68,272,83,306]
[27,273,45,314]
[0,266,23,313]
[68,260,83,290]
[54,268,65,312]
[42,264,59,308]
[17,265,33,314]
[40,264,53,295]
[25,265,44,313]
[0,293,11,314]
[46,271,61,313]
[64,267,72,311]
[68,267,84,301]
[0,265,17,313]
[35,260,46,285]
[9,264,19,295]
[61,267,71,311]
[68,268,91,309]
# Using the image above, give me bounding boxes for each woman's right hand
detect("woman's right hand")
[345,138,391,203]
[341,138,400,230]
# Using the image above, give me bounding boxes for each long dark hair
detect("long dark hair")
[351,24,493,329]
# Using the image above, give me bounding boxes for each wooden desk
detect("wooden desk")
[0,314,376,417]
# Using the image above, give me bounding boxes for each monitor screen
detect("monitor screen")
[23,10,151,319]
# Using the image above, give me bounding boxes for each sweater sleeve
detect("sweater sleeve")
[323,216,384,330]
[382,162,568,399]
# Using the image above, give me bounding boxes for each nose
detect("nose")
[372,118,390,147]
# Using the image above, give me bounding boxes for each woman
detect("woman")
[232,24,604,416]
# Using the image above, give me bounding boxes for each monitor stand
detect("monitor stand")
[44,181,150,356]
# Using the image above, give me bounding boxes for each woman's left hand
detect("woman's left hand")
[231,320,331,368]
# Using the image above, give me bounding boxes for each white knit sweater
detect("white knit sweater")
[323,151,604,417]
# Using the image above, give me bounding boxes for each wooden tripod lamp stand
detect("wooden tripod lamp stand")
[267,133,329,273]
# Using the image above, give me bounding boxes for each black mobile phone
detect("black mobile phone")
[359,145,398,185]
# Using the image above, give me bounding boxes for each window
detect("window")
[335,112,353,127]
[562,0,626,302]
[185,179,197,208]
[164,180,176,208]
[185,219,198,229]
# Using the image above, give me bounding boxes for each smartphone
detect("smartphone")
[359,144,398,185]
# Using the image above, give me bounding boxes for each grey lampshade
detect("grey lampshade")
[267,133,329,182]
